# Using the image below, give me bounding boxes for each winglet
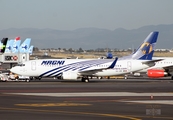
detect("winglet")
[108,57,118,69]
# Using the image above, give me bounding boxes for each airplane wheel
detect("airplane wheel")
[124,75,128,79]
[29,77,33,80]
[81,78,89,82]
[85,79,89,83]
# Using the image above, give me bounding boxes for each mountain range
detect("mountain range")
[0,24,173,49]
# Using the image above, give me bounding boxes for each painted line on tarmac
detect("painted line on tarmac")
[15,103,91,107]
[0,107,141,120]
[123,100,173,105]
[6,92,173,97]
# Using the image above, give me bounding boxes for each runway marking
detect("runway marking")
[15,103,91,107]
[6,92,173,97]
[123,100,173,105]
[0,107,141,120]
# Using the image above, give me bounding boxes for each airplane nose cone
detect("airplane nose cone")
[10,67,15,73]
[10,67,17,74]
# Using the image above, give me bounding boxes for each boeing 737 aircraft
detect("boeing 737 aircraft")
[10,32,160,82]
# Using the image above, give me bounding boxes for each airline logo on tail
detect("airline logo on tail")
[12,37,21,53]
[28,45,34,54]
[20,38,31,53]
[131,32,159,60]
[5,40,13,53]
[140,42,153,55]
[0,38,8,53]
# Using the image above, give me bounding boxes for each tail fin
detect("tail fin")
[4,39,14,53]
[19,38,31,53]
[28,45,34,55]
[106,52,113,59]
[0,38,8,53]
[131,31,159,60]
[12,37,21,53]
[15,37,20,41]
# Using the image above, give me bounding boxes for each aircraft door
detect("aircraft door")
[127,61,132,72]
[31,61,36,71]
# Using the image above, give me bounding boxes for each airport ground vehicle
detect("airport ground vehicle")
[9,73,30,81]
[18,75,30,81]
[0,73,9,81]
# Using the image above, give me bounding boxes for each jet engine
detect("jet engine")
[147,69,168,78]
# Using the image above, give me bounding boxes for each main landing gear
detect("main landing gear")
[81,77,89,82]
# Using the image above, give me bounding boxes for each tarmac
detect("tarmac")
[0,78,173,120]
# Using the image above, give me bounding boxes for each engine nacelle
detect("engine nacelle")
[62,72,78,80]
[147,69,168,78]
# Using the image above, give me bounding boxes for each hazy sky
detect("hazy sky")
[1,0,173,30]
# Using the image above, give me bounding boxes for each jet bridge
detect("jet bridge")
[0,53,29,63]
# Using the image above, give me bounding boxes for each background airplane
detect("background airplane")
[4,37,33,54]
[0,38,8,53]
[10,31,160,82]
[19,38,31,53]
[11,37,21,53]
[4,39,14,53]
[28,45,34,55]
[136,57,173,80]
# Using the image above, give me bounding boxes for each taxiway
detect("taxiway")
[0,78,173,120]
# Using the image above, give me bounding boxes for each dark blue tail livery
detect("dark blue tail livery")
[131,32,159,60]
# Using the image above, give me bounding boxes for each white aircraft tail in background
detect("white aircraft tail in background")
[12,37,21,53]
[28,45,34,55]
[19,38,31,53]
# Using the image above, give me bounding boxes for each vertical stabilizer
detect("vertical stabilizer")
[0,38,8,53]
[19,38,31,53]
[122,32,159,60]
[132,32,159,60]
[12,37,21,53]
[28,45,34,55]
[4,39,14,53]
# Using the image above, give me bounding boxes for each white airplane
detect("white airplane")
[137,57,173,80]
[10,31,160,82]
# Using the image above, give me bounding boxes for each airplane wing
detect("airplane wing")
[162,65,173,72]
[78,57,118,75]
[142,59,164,66]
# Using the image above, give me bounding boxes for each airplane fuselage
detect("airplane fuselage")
[11,59,152,78]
